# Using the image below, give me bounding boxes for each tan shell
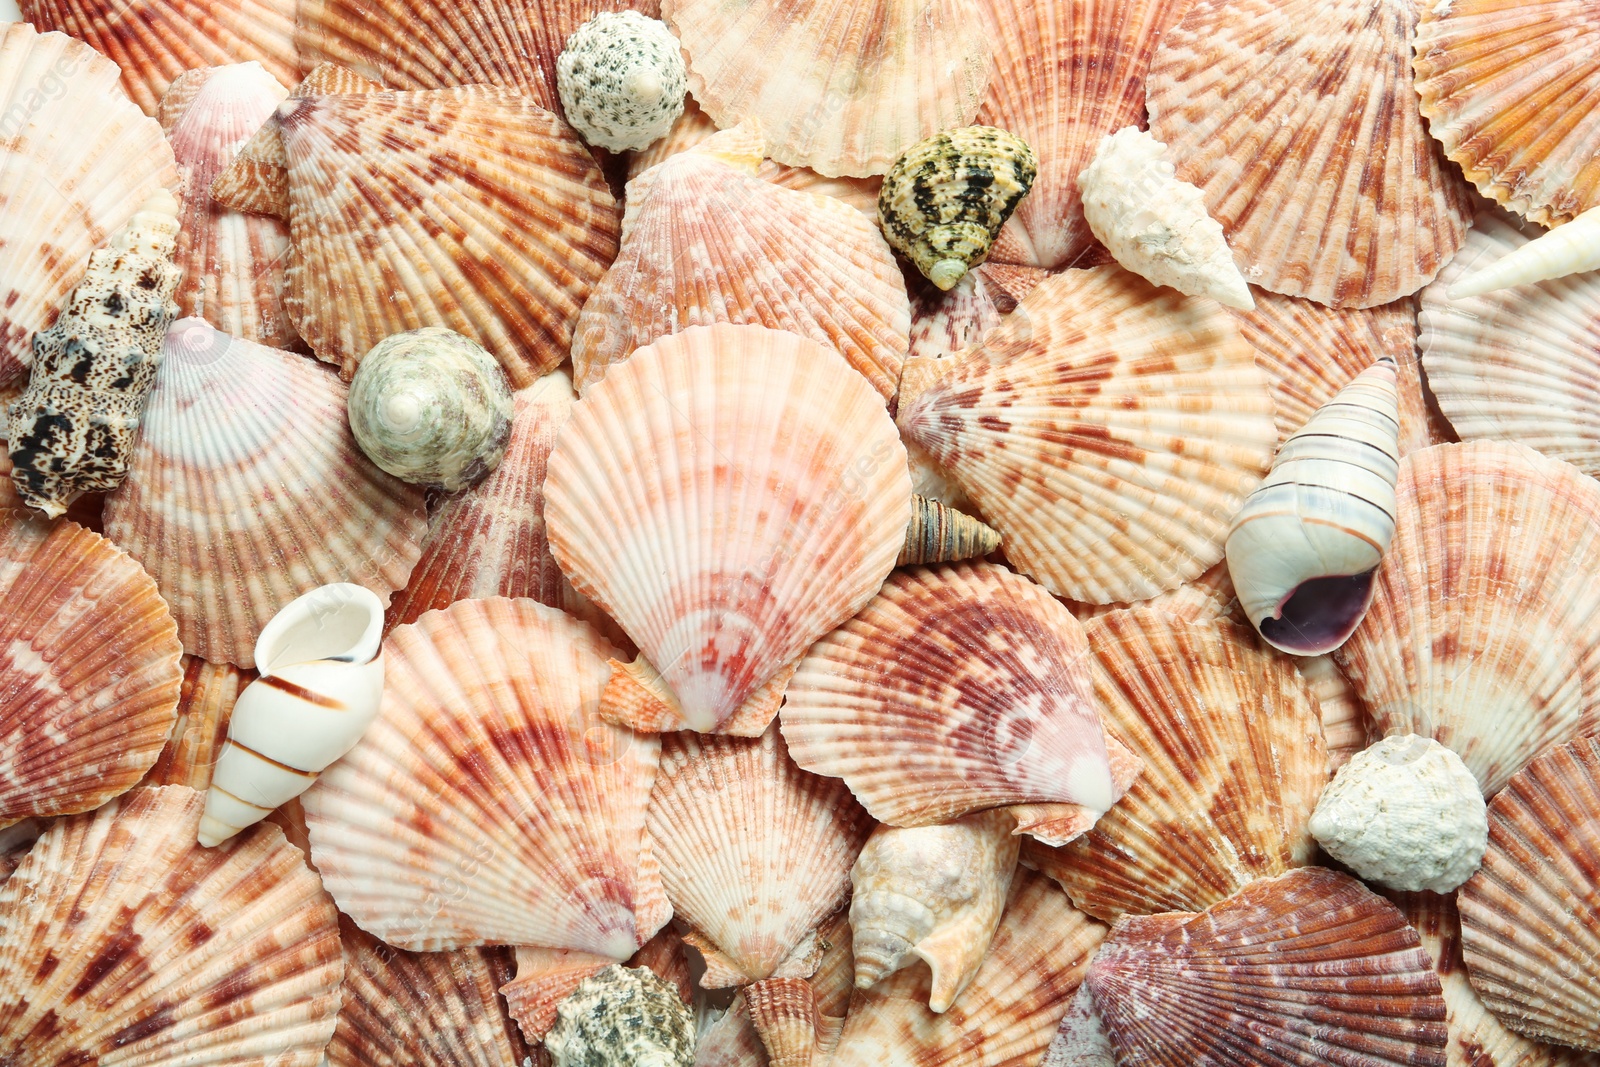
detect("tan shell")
[746,976,822,1067]
[502,929,692,1043]
[1299,653,1368,774]
[142,656,249,792]
[898,495,1001,567]
[1147,0,1473,307]
[599,653,794,737]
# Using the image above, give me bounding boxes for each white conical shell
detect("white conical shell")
[1449,205,1600,298]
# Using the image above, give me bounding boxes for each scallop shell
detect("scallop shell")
[647,727,870,988]
[599,650,794,738]
[1419,211,1600,476]
[557,11,687,153]
[0,511,182,820]
[17,0,297,115]
[898,495,1000,567]
[1299,652,1368,774]
[157,63,296,346]
[1059,558,1241,628]
[782,562,1141,843]
[660,0,989,178]
[502,927,691,1044]
[546,323,911,732]
[0,24,179,383]
[897,265,1277,604]
[745,976,822,1067]
[1026,608,1326,922]
[279,87,621,387]
[302,597,669,955]
[547,965,696,1067]
[102,319,428,668]
[907,268,1005,364]
[1333,441,1600,796]
[1459,737,1600,1051]
[1413,0,1600,228]
[0,785,343,1064]
[1085,866,1448,1067]
[1146,0,1473,307]
[142,656,248,792]
[576,127,910,401]
[979,261,1052,309]
[698,995,770,1067]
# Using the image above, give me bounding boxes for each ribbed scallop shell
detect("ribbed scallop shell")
[660,0,989,178]
[897,266,1276,604]
[142,656,248,792]
[102,320,428,668]
[1300,653,1368,774]
[1086,866,1448,1067]
[745,976,821,1067]
[782,562,1140,842]
[1333,441,1600,796]
[1414,0,1600,228]
[546,323,911,732]
[1419,211,1600,476]
[279,87,620,387]
[1459,738,1600,1051]
[574,130,910,401]
[0,785,343,1065]
[0,511,183,820]
[1027,608,1326,922]
[0,23,178,383]
[18,0,297,115]
[157,63,296,347]
[303,597,669,956]
[648,727,870,987]
[699,995,770,1067]
[1147,0,1473,307]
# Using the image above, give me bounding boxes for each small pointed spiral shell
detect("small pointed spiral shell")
[1449,203,1600,299]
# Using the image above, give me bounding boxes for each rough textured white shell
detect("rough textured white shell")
[200,583,386,847]
[557,12,687,152]
[547,964,695,1067]
[1077,127,1253,309]
[1449,204,1600,299]
[1225,357,1400,655]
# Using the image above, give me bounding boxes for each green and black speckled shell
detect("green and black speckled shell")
[545,965,694,1067]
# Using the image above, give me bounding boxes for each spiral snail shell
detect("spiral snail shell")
[557,11,689,153]
[347,327,515,492]
[1225,358,1401,656]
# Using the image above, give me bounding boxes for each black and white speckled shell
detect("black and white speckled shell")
[557,12,688,153]
[545,965,694,1067]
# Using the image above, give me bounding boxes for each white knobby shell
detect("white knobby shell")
[1448,204,1600,299]
[1225,357,1400,656]
[1077,126,1253,310]
[546,965,695,1067]
[200,582,385,846]
[557,11,688,153]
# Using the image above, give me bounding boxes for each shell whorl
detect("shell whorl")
[557,11,688,153]
[546,965,695,1067]
[1448,204,1600,299]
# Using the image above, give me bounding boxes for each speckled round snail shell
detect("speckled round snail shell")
[557,11,688,153]
[346,327,515,492]
[878,125,1038,291]
[546,965,695,1067]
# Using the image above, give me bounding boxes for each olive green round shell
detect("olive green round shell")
[545,965,694,1067]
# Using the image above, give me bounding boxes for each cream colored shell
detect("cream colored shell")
[556,11,687,152]
[1449,204,1600,299]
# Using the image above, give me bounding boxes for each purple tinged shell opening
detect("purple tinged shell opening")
[1259,569,1378,656]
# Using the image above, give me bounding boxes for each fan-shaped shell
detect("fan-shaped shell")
[745,976,822,1067]
[782,562,1140,843]
[280,87,621,387]
[897,265,1276,604]
[102,320,428,668]
[142,656,248,792]
[0,511,182,820]
[1299,653,1368,774]
[1147,0,1473,307]
[1459,737,1600,1051]
[1414,0,1600,228]
[1086,866,1448,1067]
[0,785,343,1064]
[0,23,178,383]
[546,323,911,732]
[1333,441,1600,796]
[303,597,669,956]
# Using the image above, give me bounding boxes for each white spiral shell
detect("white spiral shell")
[557,11,688,153]
[198,582,385,847]
[1225,358,1400,656]
[1449,204,1600,299]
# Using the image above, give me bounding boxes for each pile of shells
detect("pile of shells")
[1,0,1598,1064]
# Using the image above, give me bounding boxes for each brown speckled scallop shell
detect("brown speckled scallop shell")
[141,656,249,793]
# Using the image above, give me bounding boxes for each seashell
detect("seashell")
[1225,358,1402,656]
[557,11,687,152]
[1040,986,1115,1067]
[546,323,911,732]
[1459,737,1600,1052]
[898,495,1000,567]
[782,562,1142,844]
[303,597,669,955]
[157,63,297,347]
[547,964,695,1067]
[1059,559,1242,629]
[907,268,1005,364]
[599,651,795,737]
[828,869,1106,1067]
[1077,126,1253,309]
[979,261,1051,309]
[1333,441,1600,796]
[199,583,386,847]
[878,126,1038,291]
[0,511,183,821]
[576,126,910,402]
[1027,608,1326,922]
[501,929,689,1044]
[1085,866,1448,1067]
[1419,211,1600,477]
[897,266,1277,604]
[1449,205,1600,299]
[697,995,770,1067]
[745,976,822,1067]
[142,655,248,791]
[660,0,989,178]
[280,87,621,387]
[1413,0,1600,228]
[647,726,871,987]
[0,785,343,1064]
[1298,652,1368,774]
[211,61,385,220]
[848,810,1020,1012]
[1146,0,1473,308]
[0,24,178,383]
[102,319,428,668]
[6,190,182,518]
